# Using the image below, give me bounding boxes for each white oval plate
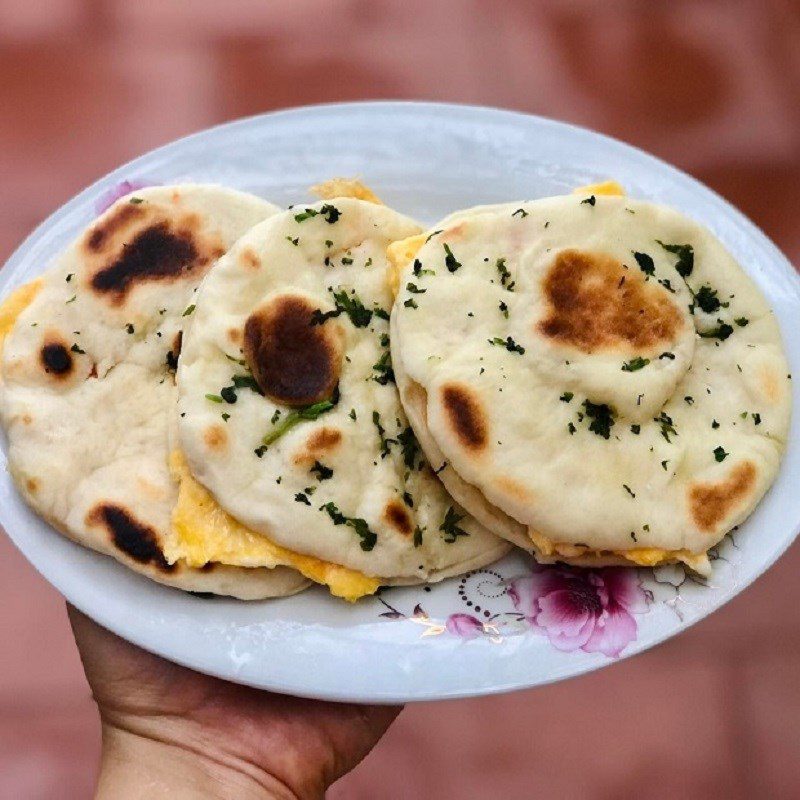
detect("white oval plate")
[2,102,799,703]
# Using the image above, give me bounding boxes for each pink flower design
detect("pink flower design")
[95,180,155,214]
[445,613,484,639]
[508,565,648,658]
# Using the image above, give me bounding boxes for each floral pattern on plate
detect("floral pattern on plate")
[375,532,741,659]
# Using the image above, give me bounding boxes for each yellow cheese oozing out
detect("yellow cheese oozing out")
[311,177,383,205]
[0,278,44,382]
[528,530,711,575]
[572,180,626,196]
[0,284,381,601]
[387,234,426,298]
[169,452,381,602]
[0,278,43,350]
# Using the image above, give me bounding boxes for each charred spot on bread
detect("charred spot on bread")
[86,503,175,572]
[85,202,146,253]
[88,206,224,305]
[40,340,73,377]
[689,461,757,532]
[203,424,228,451]
[384,500,413,536]
[239,248,261,270]
[441,383,488,451]
[243,294,343,407]
[166,331,183,373]
[538,249,683,354]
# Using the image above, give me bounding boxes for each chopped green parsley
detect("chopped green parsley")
[372,411,396,459]
[397,426,420,470]
[311,289,373,328]
[220,386,237,404]
[496,258,515,291]
[294,204,340,224]
[488,336,525,355]
[412,258,434,277]
[655,411,677,442]
[310,461,333,481]
[320,502,377,551]
[231,374,263,394]
[621,356,650,372]
[694,285,722,314]
[440,506,469,543]
[372,350,395,386]
[658,277,676,293]
[582,400,615,439]
[633,252,655,276]
[443,243,462,273]
[656,240,694,277]
[261,399,336,446]
[699,321,734,341]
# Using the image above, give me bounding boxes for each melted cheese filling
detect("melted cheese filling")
[387,233,427,298]
[528,530,711,575]
[0,281,380,601]
[572,180,626,196]
[311,178,383,205]
[0,279,43,377]
[169,452,381,602]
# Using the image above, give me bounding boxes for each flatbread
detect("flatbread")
[0,184,308,598]
[391,194,791,571]
[176,197,511,583]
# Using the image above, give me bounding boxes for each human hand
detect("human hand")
[68,604,401,800]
